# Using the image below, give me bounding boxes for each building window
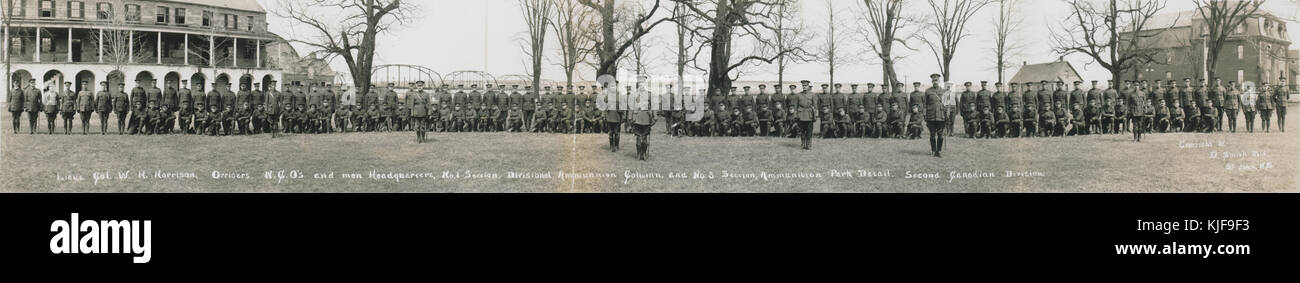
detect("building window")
[67,1,84,18]
[1235,22,1245,34]
[39,0,54,18]
[1166,72,1172,80]
[1165,52,1173,64]
[156,6,168,24]
[1238,70,1245,84]
[9,0,26,18]
[247,16,254,31]
[10,37,24,54]
[40,36,54,52]
[202,11,212,27]
[174,8,185,25]
[223,14,239,30]
[125,4,139,22]
[95,2,111,20]
[1237,45,1243,59]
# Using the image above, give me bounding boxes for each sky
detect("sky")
[260,0,1300,86]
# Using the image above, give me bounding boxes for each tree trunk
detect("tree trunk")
[707,18,733,99]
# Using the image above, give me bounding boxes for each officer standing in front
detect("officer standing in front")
[925,74,946,158]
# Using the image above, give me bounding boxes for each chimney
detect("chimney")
[1023,61,1028,67]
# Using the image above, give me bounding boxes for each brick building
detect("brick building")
[3,0,285,97]
[1124,8,1297,88]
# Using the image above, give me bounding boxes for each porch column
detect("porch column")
[128,30,133,63]
[156,31,161,64]
[3,26,8,63]
[183,33,188,65]
[35,26,41,62]
[255,40,261,68]
[97,29,103,63]
[233,37,238,67]
[66,28,72,62]
[208,35,214,67]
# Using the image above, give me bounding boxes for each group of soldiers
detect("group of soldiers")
[663,76,1292,143]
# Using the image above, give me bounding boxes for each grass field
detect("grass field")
[1,110,1296,193]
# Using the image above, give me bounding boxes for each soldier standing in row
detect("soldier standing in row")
[9,79,25,134]
[76,81,95,134]
[925,74,946,158]
[632,86,656,161]
[796,81,817,150]
[1276,77,1288,132]
[95,81,112,135]
[58,82,76,134]
[1258,81,1274,133]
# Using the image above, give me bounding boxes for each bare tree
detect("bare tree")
[553,0,597,88]
[619,0,661,78]
[273,0,416,95]
[989,0,1026,84]
[183,24,237,88]
[519,0,554,92]
[774,0,814,88]
[922,0,991,81]
[1050,0,1171,82]
[857,0,923,86]
[817,0,856,89]
[579,0,672,77]
[674,0,809,95]
[1194,0,1263,82]
[673,1,704,91]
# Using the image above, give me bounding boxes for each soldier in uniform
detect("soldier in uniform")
[76,81,95,134]
[1129,81,1148,142]
[1022,82,1040,137]
[162,80,177,119]
[7,79,23,134]
[795,81,817,150]
[922,74,946,156]
[1258,82,1274,133]
[1221,81,1240,133]
[95,81,112,134]
[958,81,975,136]
[1276,77,1288,132]
[976,81,992,129]
[408,81,430,142]
[54,82,74,134]
[631,86,656,161]
[989,83,1005,135]
[19,79,38,134]
[1241,82,1257,133]
[1006,83,1023,137]
[832,84,848,117]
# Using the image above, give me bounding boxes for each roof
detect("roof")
[1145,11,1198,30]
[1009,61,1083,84]
[154,0,266,13]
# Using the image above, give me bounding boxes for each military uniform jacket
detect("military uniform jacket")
[1023,90,1038,111]
[221,90,237,109]
[77,90,94,112]
[1273,87,1287,108]
[1195,87,1209,106]
[409,92,429,118]
[112,91,130,112]
[924,87,945,122]
[60,90,77,112]
[796,94,817,122]
[383,90,398,108]
[162,87,177,108]
[177,88,192,108]
[909,91,925,111]
[1007,90,1023,112]
[95,90,112,112]
[976,90,991,110]
[265,91,281,116]
[1069,90,1084,107]
[991,92,1005,110]
[959,91,975,109]
[7,87,22,112]
[1052,89,1067,105]
[236,90,252,109]
[831,93,847,110]
[21,87,40,112]
[1257,89,1274,110]
[1087,89,1101,105]
[1177,87,1192,106]
[1223,89,1240,109]
[145,87,162,106]
[1127,91,1146,116]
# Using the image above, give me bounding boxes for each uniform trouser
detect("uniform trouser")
[927,121,945,154]
[1220,108,1236,132]
[634,124,651,159]
[607,122,622,150]
[1259,109,1273,131]
[114,111,128,134]
[27,111,39,133]
[1129,117,1144,140]
[44,112,58,133]
[61,112,75,133]
[1276,107,1286,132]
[79,111,92,133]
[798,121,813,149]
[11,111,22,132]
[412,117,427,137]
[1216,106,1226,131]
[1023,120,1037,137]
[1201,116,1216,133]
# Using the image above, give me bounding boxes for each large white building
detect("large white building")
[3,0,283,95]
